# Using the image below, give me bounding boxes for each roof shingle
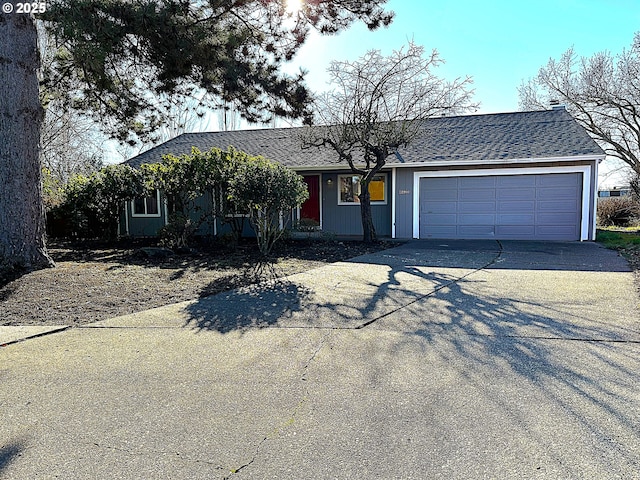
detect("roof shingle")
[125,109,604,170]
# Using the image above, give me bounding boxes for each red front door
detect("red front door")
[300,175,321,224]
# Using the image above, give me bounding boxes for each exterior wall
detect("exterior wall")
[122,160,599,241]
[215,217,257,238]
[589,162,598,239]
[192,193,216,237]
[393,161,599,241]
[318,171,392,237]
[122,195,167,237]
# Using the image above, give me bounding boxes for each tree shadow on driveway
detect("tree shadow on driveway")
[183,280,313,334]
[0,440,26,477]
[347,242,640,470]
[388,275,640,470]
[180,240,640,468]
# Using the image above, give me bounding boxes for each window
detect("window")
[132,190,161,217]
[338,174,387,205]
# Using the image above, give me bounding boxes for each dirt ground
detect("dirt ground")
[2,238,638,327]
[0,238,395,326]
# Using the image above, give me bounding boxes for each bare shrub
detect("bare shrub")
[597,196,640,227]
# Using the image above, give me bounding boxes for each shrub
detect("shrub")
[597,196,639,227]
[229,157,309,257]
[50,165,147,239]
[158,213,197,251]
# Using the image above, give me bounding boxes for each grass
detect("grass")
[596,228,640,249]
[596,228,640,279]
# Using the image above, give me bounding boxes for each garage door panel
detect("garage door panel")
[536,174,580,187]
[459,189,496,201]
[536,225,579,238]
[460,176,496,188]
[497,176,536,187]
[422,189,458,201]
[426,177,459,190]
[419,173,582,240]
[538,186,579,199]
[459,213,496,225]
[538,199,578,212]
[498,200,535,212]
[496,225,536,237]
[497,214,535,225]
[537,212,579,224]
[497,188,536,200]
[458,225,496,237]
[423,213,457,225]
[423,225,458,238]
[459,201,496,213]
[422,200,457,213]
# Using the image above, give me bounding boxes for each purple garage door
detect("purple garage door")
[419,173,582,240]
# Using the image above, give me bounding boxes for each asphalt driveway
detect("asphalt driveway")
[1,240,639,479]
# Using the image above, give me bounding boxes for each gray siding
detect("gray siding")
[124,197,166,237]
[192,193,215,236]
[321,172,392,237]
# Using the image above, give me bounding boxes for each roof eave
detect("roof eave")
[288,154,606,171]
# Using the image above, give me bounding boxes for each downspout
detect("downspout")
[163,196,169,226]
[124,201,130,236]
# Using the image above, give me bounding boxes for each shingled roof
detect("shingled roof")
[125,108,604,170]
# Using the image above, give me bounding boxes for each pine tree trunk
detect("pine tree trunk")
[0,12,54,271]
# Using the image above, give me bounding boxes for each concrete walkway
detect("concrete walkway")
[1,240,639,479]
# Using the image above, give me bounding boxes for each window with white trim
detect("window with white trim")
[338,174,387,205]
[131,190,161,217]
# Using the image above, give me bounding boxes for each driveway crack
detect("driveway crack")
[356,240,504,330]
[225,332,330,477]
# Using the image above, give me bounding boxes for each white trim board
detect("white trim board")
[290,154,604,173]
[391,167,397,239]
[411,165,593,241]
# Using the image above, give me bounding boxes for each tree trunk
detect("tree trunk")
[0,12,54,271]
[358,183,377,243]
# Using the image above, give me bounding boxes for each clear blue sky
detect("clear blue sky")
[288,0,640,114]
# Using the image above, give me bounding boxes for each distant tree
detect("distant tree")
[229,158,308,257]
[38,23,105,188]
[40,106,105,184]
[519,33,640,177]
[1,0,393,272]
[302,42,477,242]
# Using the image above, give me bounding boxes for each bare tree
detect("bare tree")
[519,33,640,176]
[155,89,212,142]
[216,94,241,132]
[302,42,477,242]
[40,107,105,183]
